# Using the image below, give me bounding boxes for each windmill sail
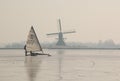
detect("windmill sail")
[58,19,62,32]
[26,26,42,52]
[47,19,76,46]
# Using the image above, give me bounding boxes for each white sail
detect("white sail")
[26,26,42,52]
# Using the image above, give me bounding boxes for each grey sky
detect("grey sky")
[0,0,120,44]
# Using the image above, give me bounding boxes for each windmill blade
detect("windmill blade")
[63,31,76,34]
[46,33,59,36]
[58,19,62,32]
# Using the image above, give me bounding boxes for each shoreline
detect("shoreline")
[0,48,120,50]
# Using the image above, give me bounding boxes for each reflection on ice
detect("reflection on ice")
[25,56,42,81]
[0,49,120,81]
[57,50,65,81]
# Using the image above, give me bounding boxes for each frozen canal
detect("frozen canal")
[0,49,120,81]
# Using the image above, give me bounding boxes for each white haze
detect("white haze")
[0,0,120,44]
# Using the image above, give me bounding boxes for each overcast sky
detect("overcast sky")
[0,0,120,44]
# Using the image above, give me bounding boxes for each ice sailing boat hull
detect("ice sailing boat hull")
[26,53,51,56]
[33,53,51,56]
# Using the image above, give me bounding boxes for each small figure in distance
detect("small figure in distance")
[24,45,27,56]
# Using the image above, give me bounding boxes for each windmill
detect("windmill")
[47,19,76,46]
